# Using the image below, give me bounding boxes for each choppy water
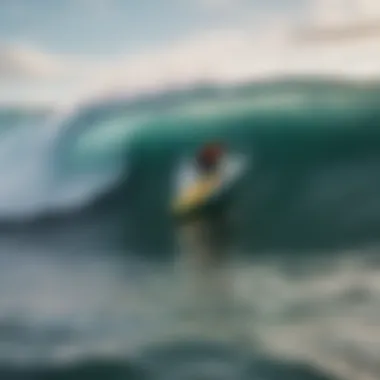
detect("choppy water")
[0,79,380,379]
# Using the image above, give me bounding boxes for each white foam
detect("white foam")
[0,102,136,218]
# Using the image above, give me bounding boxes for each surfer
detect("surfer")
[172,142,240,335]
[173,142,233,265]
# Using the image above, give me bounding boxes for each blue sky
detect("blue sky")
[0,0,306,105]
[0,0,303,55]
[0,0,378,106]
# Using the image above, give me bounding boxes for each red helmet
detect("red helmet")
[196,142,224,169]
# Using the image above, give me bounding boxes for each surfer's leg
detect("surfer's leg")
[176,219,243,337]
[176,220,226,323]
[176,221,211,320]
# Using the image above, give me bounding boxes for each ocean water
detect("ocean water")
[0,79,380,379]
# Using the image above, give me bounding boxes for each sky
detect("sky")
[0,0,303,55]
[0,0,379,106]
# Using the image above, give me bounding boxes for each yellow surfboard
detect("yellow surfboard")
[172,174,221,217]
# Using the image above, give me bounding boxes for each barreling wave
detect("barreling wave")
[0,78,379,254]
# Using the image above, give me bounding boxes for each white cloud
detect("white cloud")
[0,44,65,80]
[86,25,293,97]
[1,6,380,107]
[0,27,289,105]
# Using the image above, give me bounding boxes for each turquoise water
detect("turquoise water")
[0,79,379,379]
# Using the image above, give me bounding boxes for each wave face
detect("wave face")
[0,79,379,253]
[113,80,380,255]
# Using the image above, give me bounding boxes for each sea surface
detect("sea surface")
[0,79,380,379]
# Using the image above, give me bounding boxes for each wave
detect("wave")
[107,79,380,254]
[0,102,135,220]
[0,78,378,232]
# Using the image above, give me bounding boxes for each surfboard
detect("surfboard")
[171,154,247,219]
[172,174,221,216]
